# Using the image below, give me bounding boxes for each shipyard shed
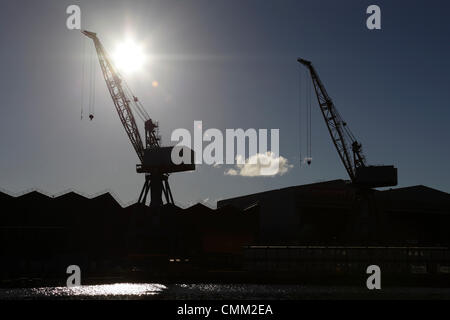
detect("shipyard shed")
[218,180,450,246]
[218,180,357,244]
[376,185,450,245]
[0,189,260,280]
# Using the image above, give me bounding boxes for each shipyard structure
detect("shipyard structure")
[1,180,449,285]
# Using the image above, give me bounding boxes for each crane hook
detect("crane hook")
[89,114,94,121]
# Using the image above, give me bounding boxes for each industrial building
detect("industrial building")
[218,180,450,246]
[1,181,449,284]
[0,189,258,284]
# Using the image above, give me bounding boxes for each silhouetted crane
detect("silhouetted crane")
[82,30,194,207]
[298,58,397,188]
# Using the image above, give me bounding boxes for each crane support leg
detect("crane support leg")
[138,173,174,207]
[149,174,164,207]
[138,175,151,205]
[162,175,174,205]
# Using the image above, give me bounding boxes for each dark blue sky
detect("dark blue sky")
[0,0,449,206]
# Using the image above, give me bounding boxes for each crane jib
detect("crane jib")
[80,30,195,206]
[82,30,146,163]
[297,58,397,188]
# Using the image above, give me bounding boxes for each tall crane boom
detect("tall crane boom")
[81,30,195,206]
[298,58,397,188]
[298,58,365,180]
[82,30,146,163]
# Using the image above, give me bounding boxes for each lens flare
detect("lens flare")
[112,39,147,74]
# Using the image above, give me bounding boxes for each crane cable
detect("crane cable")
[80,37,86,120]
[88,45,96,120]
[298,64,302,165]
[309,71,312,160]
[298,65,313,166]
[80,38,95,121]
[306,68,312,165]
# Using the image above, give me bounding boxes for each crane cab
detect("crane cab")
[354,165,398,188]
[136,146,195,174]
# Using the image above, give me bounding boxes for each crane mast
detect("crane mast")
[298,58,397,188]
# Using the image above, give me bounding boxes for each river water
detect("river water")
[1,283,450,299]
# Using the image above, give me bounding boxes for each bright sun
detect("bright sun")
[112,39,147,74]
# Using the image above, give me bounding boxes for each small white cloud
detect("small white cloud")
[224,152,293,177]
[225,168,238,176]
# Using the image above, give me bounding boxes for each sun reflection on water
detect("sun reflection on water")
[6,283,167,299]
